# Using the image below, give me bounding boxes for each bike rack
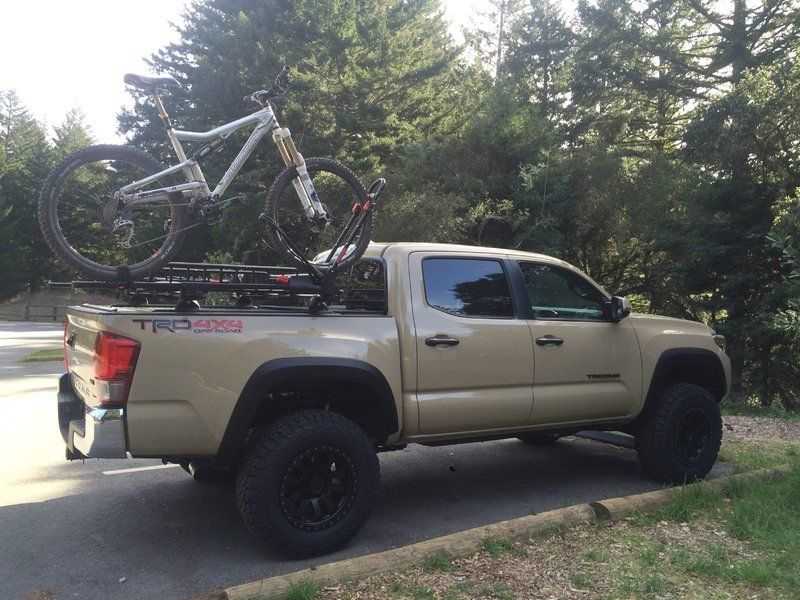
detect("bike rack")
[48,261,325,312]
[49,178,388,314]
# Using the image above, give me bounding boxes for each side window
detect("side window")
[337,259,386,312]
[422,258,514,318]
[519,262,607,321]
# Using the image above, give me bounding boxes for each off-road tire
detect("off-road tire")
[236,410,380,558]
[636,383,722,483]
[518,432,561,446]
[38,144,188,280]
[264,157,371,270]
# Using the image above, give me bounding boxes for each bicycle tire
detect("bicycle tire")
[38,144,189,280]
[264,158,372,271]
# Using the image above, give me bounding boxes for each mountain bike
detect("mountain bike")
[38,67,380,281]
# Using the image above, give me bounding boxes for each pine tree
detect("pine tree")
[0,91,55,298]
[118,0,461,263]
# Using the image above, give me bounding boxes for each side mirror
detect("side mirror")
[609,296,631,322]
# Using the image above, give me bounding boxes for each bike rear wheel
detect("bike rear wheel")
[38,144,189,280]
[264,158,371,270]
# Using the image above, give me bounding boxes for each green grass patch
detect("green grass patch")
[480,536,515,558]
[409,585,435,600]
[721,400,800,421]
[569,571,593,590]
[630,481,723,526]
[285,580,320,600]
[19,348,62,362]
[582,547,608,562]
[719,440,798,472]
[442,582,474,600]
[422,551,453,573]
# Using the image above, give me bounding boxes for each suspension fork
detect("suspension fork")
[272,127,328,221]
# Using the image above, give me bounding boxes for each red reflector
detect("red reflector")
[275,274,290,285]
[94,332,140,381]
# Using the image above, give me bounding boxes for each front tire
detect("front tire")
[236,410,380,558]
[264,158,371,270]
[636,383,722,483]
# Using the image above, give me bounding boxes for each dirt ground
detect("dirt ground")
[722,415,800,442]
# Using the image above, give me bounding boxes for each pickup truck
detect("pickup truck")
[58,242,730,557]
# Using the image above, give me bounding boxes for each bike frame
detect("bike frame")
[118,95,324,219]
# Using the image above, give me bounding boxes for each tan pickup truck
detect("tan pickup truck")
[59,242,730,557]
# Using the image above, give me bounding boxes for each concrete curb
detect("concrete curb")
[206,466,789,600]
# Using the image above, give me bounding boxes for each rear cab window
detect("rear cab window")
[422,258,514,318]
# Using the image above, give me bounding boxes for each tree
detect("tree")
[505,0,575,121]
[119,0,461,263]
[0,91,56,299]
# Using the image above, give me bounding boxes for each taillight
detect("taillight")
[93,332,140,406]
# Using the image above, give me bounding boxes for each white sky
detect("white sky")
[0,0,500,143]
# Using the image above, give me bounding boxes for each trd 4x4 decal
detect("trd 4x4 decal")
[132,318,244,333]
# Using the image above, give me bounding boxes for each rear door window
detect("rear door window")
[422,258,514,318]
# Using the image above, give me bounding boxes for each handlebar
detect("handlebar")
[243,66,291,107]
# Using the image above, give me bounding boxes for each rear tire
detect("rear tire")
[236,410,380,558]
[38,144,188,280]
[636,383,722,483]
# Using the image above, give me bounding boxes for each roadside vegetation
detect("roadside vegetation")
[19,348,62,362]
[284,436,800,600]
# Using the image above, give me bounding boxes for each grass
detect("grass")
[422,551,453,573]
[19,348,62,362]
[719,439,799,472]
[479,537,515,558]
[721,399,800,421]
[285,580,320,600]
[313,440,800,600]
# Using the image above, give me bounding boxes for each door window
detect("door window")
[519,262,607,321]
[422,258,514,318]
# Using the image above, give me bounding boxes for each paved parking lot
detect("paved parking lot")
[0,322,727,600]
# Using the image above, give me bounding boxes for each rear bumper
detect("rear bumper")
[57,373,128,459]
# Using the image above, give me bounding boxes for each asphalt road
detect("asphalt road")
[0,321,730,600]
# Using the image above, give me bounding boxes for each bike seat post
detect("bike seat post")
[153,92,207,187]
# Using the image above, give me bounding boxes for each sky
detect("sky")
[1,0,488,143]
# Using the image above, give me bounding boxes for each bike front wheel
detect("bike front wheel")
[264,158,372,270]
[38,144,190,280]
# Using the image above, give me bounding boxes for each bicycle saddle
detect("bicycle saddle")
[123,73,181,91]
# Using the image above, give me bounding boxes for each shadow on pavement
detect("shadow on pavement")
[0,436,691,600]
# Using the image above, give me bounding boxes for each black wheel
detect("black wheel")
[264,158,371,270]
[518,432,561,446]
[38,144,189,280]
[236,410,380,558]
[636,383,722,483]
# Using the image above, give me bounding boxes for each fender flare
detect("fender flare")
[640,347,727,416]
[216,357,398,463]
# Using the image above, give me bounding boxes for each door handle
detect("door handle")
[536,335,564,347]
[425,335,460,347]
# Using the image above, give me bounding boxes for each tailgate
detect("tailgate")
[64,311,133,407]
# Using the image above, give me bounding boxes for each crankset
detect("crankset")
[199,194,246,226]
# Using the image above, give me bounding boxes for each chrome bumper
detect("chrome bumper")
[57,373,127,459]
